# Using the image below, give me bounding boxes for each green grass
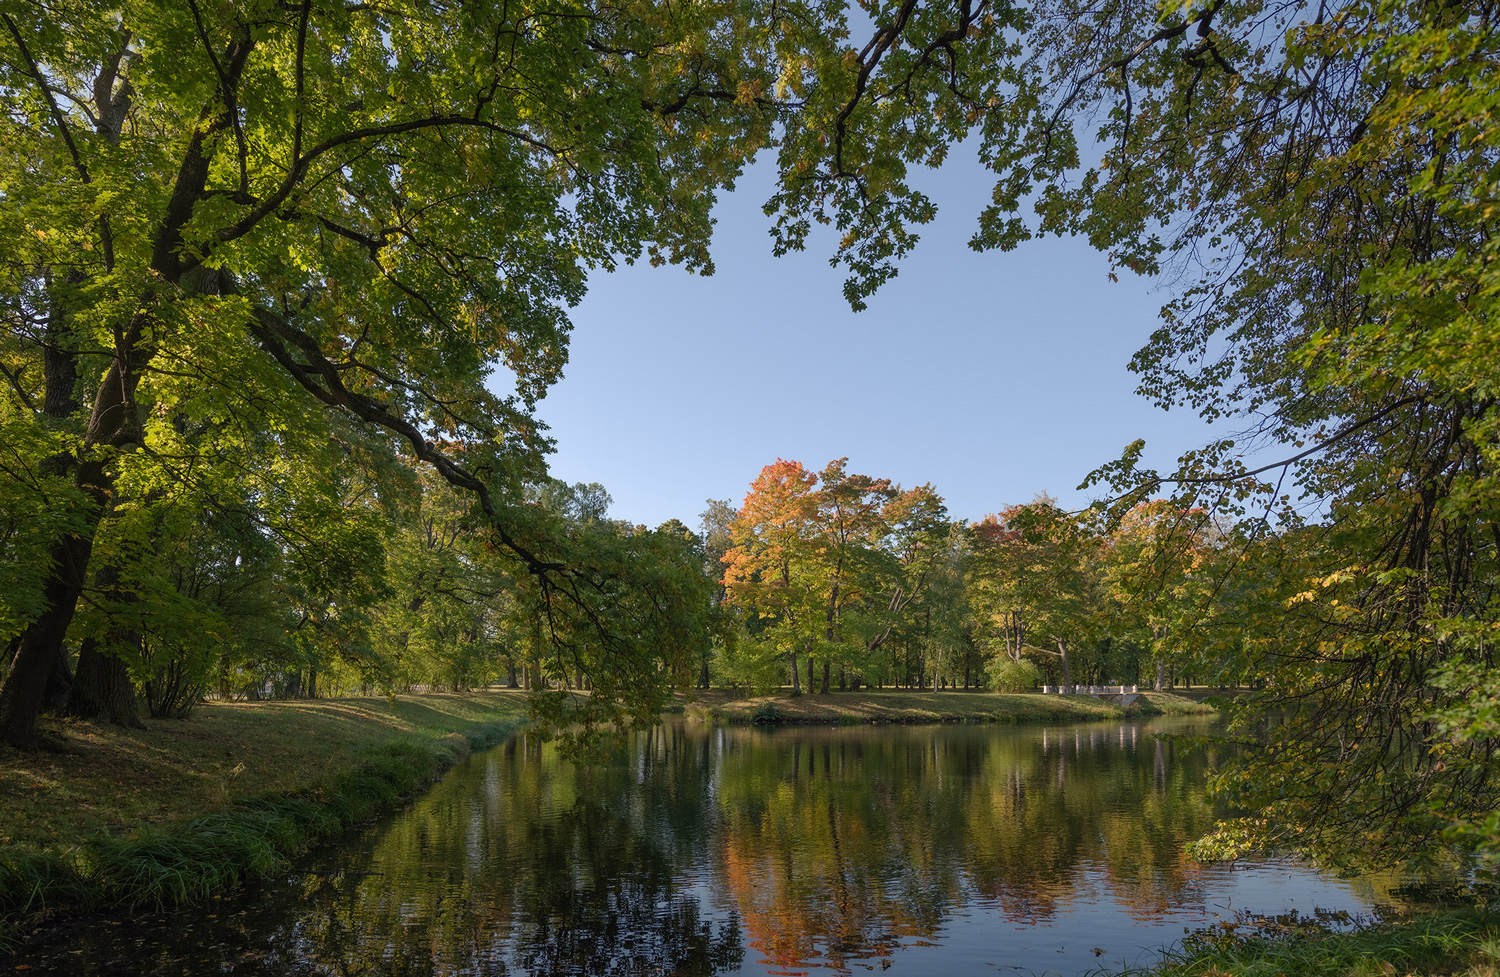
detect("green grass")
[0,691,529,950]
[0,691,529,850]
[681,689,1213,725]
[1096,908,1500,977]
[1138,691,1217,716]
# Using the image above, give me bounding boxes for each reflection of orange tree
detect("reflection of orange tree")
[712,729,972,970]
[284,718,1229,975]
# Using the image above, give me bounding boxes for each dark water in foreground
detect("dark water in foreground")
[18,718,1379,976]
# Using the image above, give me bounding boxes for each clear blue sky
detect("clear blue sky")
[524,150,1232,529]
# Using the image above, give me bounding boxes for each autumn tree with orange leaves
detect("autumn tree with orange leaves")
[721,459,951,693]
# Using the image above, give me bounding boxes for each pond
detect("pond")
[19,717,1382,976]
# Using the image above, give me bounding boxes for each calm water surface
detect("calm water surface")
[21,718,1380,976]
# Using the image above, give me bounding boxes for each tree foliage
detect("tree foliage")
[0,0,1012,746]
[720,459,961,692]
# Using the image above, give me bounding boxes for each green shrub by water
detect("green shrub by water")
[751,702,783,724]
[0,718,524,952]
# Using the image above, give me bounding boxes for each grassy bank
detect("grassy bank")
[0,691,530,950]
[1103,907,1500,977]
[682,689,1213,725]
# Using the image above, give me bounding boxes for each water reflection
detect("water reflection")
[11,718,1377,976]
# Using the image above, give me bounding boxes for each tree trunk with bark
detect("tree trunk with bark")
[65,636,142,727]
[0,522,103,746]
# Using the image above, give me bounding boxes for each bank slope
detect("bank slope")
[0,691,530,950]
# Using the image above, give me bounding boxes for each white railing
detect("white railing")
[1039,684,1139,695]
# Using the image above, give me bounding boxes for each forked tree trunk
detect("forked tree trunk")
[1,329,153,747]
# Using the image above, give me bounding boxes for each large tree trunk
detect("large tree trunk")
[0,29,255,748]
[65,562,143,726]
[1057,637,1073,689]
[0,311,157,746]
[41,644,75,714]
[0,526,101,747]
[66,636,142,727]
[789,649,800,695]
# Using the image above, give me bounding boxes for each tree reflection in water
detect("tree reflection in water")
[9,717,1376,977]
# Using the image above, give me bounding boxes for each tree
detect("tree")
[750,0,1500,867]
[1014,0,1500,866]
[1,0,1039,748]
[865,483,955,689]
[722,459,954,693]
[803,459,897,693]
[1095,500,1216,693]
[722,460,822,695]
[0,0,935,746]
[971,498,1101,690]
[699,498,740,688]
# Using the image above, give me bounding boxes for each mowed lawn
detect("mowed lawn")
[680,688,1213,724]
[0,691,531,850]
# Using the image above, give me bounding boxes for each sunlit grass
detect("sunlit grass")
[0,690,530,849]
[682,689,1212,725]
[0,691,529,949]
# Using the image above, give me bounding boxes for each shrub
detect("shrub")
[987,658,1041,693]
[751,703,783,725]
[712,632,787,695]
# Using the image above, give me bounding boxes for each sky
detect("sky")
[519,149,1238,530]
